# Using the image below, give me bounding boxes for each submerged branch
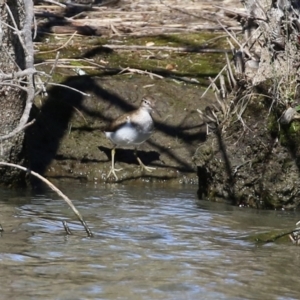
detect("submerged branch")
[0,162,93,237]
[256,229,300,244]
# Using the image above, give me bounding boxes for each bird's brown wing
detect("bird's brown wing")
[105,112,132,132]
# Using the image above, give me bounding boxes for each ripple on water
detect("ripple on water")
[0,184,300,300]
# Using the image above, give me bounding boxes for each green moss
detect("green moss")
[123,32,228,48]
[279,121,300,146]
[95,50,225,84]
[246,230,292,244]
[267,114,279,138]
[34,32,228,84]
[287,121,300,133]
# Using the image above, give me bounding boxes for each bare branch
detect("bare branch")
[225,52,236,87]
[5,4,28,56]
[38,31,77,54]
[46,82,91,97]
[0,82,28,92]
[35,52,61,97]
[201,65,227,98]
[0,119,36,141]
[63,221,72,235]
[0,162,93,237]
[119,67,164,79]
[41,0,66,7]
[0,67,37,80]
[0,0,36,141]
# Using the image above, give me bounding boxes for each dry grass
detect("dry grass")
[34,0,243,36]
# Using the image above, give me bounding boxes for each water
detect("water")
[0,183,300,300]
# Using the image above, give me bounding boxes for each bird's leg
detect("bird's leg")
[134,148,156,172]
[107,147,123,180]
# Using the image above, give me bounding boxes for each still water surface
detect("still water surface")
[0,183,300,299]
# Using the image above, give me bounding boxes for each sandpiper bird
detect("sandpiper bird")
[104,97,157,180]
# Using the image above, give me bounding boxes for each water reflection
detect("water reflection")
[0,183,300,299]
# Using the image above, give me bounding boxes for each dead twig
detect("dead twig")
[38,31,78,54]
[40,0,66,7]
[46,82,91,96]
[118,67,164,79]
[63,220,72,235]
[0,162,93,237]
[102,44,231,53]
[0,1,36,141]
[201,65,227,98]
[225,52,237,87]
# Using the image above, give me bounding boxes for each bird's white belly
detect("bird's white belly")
[105,123,152,146]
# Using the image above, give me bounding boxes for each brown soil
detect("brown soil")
[193,0,300,210]
[194,97,300,210]
[29,1,300,210]
[27,75,212,185]
[27,0,243,186]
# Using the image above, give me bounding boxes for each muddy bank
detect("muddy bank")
[28,0,244,185]
[28,0,300,209]
[27,75,213,185]
[194,98,300,210]
[194,0,300,210]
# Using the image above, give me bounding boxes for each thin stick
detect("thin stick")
[0,162,93,237]
[46,82,91,96]
[102,44,231,53]
[43,51,60,88]
[5,4,28,56]
[0,82,28,92]
[40,0,66,7]
[0,0,36,141]
[201,65,227,98]
[63,221,72,235]
[119,67,164,79]
[39,31,77,54]
[217,19,243,49]
[225,52,236,87]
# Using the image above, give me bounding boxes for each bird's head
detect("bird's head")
[141,97,161,116]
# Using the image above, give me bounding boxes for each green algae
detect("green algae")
[246,230,293,244]
[34,31,229,84]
